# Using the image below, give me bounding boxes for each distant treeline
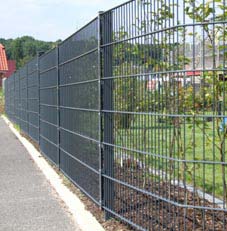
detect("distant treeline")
[0,36,61,69]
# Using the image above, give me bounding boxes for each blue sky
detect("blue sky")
[1,0,125,41]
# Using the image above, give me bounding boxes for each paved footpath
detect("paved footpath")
[0,118,81,231]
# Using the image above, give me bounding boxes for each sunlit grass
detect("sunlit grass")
[115,114,227,200]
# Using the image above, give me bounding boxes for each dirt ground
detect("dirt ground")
[114,166,227,230]
[19,130,227,231]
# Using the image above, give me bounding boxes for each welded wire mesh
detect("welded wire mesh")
[14,72,20,125]
[100,0,227,230]
[58,18,100,203]
[39,48,59,164]
[4,0,227,230]
[27,57,39,142]
[19,65,28,134]
[4,78,8,114]
[7,74,16,122]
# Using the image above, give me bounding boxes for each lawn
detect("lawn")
[114,114,227,201]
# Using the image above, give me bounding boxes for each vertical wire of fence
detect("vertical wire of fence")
[4,0,227,230]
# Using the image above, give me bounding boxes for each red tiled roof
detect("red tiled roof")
[186,71,201,76]
[0,43,8,72]
[5,60,16,78]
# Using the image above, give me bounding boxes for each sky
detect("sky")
[1,0,126,42]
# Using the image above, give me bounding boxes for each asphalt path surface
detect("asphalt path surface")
[0,118,81,231]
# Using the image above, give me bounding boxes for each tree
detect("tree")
[11,39,23,66]
[0,36,61,68]
[114,1,227,204]
[185,0,227,204]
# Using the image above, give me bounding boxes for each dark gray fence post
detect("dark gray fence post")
[37,53,40,145]
[18,71,21,130]
[26,64,28,134]
[101,10,114,220]
[98,11,103,208]
[13,73,15,122]
[56,46,60,168]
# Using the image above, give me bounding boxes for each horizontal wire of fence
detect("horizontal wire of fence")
[4,0,227,230]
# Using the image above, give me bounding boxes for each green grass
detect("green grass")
[13,123,20,132]
[0,88,3,99]
[115,114,227,200]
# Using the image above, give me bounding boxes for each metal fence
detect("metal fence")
[4,0,227,230]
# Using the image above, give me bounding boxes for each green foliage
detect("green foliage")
[113,0,227,202]
[113,4,167,129]
[0,36,61,68]
[184,0,227,202]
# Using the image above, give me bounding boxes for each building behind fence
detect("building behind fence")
[4,0,227,230]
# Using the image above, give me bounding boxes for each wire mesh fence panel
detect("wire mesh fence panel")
[4,79,8,114]
[19,65,28,134]
[27,57,39,142]
[8,73,15,122]
[14,72,20,125]
[58,18,100,204]
[4,78,9,116]
[39,48,59,165]
[3,0,227,230]
[101,0,227,230]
